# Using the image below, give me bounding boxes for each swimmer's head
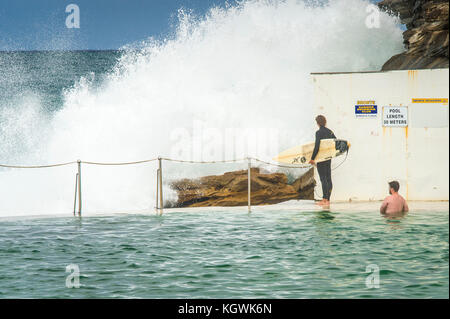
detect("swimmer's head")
[388,181,400,194]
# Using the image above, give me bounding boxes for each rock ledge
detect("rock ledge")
[170,167,315,207]
[378,0,449,70]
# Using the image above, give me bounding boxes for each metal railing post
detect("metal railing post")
[77,160,82,216]
[156,168,160,211]
[158,157,163,214]
[248,157,251,213]
[73,173,78,216]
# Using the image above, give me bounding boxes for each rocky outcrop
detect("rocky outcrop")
[169,167,315,207]
[378,0,449,70]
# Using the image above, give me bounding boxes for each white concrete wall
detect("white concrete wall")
[311,68,449,201]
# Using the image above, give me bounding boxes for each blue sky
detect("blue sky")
[0,0,227,50]
[0,0,383,51]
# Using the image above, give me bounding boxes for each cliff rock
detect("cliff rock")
[170,167,315,207]
[378,0,449,70]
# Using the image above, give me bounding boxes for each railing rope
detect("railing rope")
[0,157,307,169]
[1,156,309,216]
[161,157,247,164]
[82,158,158,166]
[250,157,310,169]
[0,161,76,169]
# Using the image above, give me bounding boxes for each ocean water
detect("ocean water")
[0,203,448,298]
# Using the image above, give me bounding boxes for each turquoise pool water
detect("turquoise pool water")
[0,204,448,298]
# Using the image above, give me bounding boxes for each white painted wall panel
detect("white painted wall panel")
[311,69,449,201]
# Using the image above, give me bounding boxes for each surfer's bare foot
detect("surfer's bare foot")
[315,199,326,205]
[319,199,330,207]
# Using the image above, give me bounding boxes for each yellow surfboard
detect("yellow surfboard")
[273,139,350,165]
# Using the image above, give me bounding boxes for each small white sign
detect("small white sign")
[382,106,408,127]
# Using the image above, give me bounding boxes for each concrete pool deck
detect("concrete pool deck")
[164,200,449,214]
[1,200,447,220]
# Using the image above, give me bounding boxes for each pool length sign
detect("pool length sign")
[382,106,408,127]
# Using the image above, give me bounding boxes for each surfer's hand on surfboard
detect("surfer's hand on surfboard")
[308,160,315,165]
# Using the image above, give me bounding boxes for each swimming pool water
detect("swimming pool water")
[0,203,448,298]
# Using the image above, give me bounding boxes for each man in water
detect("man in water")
[380,181,409,215]
[309,115,336,207]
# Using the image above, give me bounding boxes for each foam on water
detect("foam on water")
[0,0,404,216]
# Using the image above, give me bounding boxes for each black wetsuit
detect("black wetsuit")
[311,126,336,201]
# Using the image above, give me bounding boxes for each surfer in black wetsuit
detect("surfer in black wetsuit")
[309,115,336,207]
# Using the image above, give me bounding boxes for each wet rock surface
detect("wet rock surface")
[378,0,448,70]
[170,167,315,207]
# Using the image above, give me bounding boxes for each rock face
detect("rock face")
[378,0,449,70]
[170,167,315,207]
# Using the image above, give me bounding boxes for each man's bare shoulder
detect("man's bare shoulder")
[400,196,407,204]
